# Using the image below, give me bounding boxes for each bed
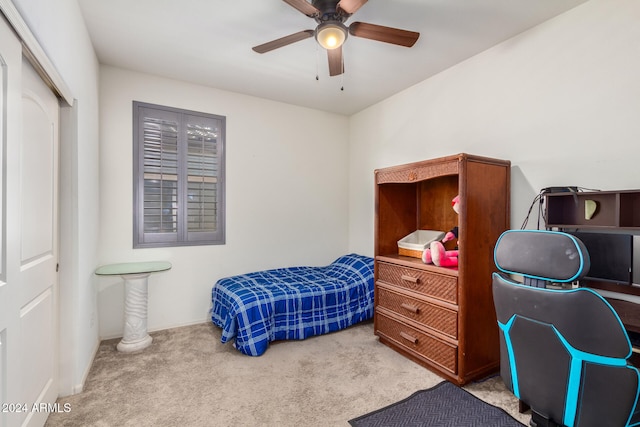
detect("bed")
[210,253,374,356]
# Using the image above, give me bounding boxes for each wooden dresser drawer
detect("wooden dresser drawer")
[376,311,457,374]
[377,262,457,304]
[377,286,458,339]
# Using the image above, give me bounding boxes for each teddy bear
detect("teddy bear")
[422,195,460,267]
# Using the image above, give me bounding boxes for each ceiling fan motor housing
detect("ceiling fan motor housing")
[312,0,350,23]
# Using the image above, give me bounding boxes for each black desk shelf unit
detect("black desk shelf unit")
[545,189,640,333]
[546,190,640,229]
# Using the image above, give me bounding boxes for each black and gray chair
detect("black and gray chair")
[492,229,640,427]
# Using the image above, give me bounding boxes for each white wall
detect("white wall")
[11,0,101,396]
[97,66,350,338]
[348,0,640,256]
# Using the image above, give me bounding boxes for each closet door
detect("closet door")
[0,15,20,427]
[0,15,59,427]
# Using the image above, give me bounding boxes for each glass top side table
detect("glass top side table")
[95,261,172,352]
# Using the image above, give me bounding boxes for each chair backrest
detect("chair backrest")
[492,229,640,427]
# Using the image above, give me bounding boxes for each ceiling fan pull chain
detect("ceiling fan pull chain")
[316,43,320,81]
[340,53,344,91]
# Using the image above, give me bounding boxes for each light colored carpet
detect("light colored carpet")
[45,321,530,426]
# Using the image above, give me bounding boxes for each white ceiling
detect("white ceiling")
[77,0,588,115]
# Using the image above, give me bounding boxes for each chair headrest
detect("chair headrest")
[494,230,590,283]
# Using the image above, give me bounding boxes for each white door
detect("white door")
[0,15,21,427]
[0,15,59,427]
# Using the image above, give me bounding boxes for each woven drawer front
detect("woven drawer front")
[376,312,457,374]
[377,287,457,339]
[377,262,457,304]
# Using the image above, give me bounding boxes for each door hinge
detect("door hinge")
[56,263,59,272]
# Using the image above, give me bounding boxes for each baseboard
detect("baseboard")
[72,337,100,395]
[148,319,210,334]
[99,318,210,341]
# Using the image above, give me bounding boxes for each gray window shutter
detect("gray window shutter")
[133,102,225,247]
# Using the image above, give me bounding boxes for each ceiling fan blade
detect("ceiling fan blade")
[337,0,367,15]
[252,30,314,54]
[349,22,419,47]
[327,46,344,76]
[282,0,320,17]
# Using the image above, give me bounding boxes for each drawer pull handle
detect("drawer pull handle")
[400,331,418,345]
[401,303,420,314]
[401,274,419,284]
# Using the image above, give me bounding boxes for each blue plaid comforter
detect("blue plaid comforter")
[210,253,374,356]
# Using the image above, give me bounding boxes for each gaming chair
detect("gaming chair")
[492,229,640,427]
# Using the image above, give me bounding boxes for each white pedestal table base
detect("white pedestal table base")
[117,272,153,352]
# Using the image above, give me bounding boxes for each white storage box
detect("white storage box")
[397,230,445,258]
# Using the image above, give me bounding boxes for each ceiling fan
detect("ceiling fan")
[252,0,420,77]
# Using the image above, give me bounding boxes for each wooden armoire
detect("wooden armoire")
[374,153,510,385]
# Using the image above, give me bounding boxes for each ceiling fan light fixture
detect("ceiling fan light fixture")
[316,22,347,50]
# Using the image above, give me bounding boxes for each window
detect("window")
[133,101,225,247]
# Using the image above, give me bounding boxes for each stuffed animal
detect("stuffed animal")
[422,195,460,267]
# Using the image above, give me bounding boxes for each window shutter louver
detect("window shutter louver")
[186,121,218,233]
[143,116,179,235]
